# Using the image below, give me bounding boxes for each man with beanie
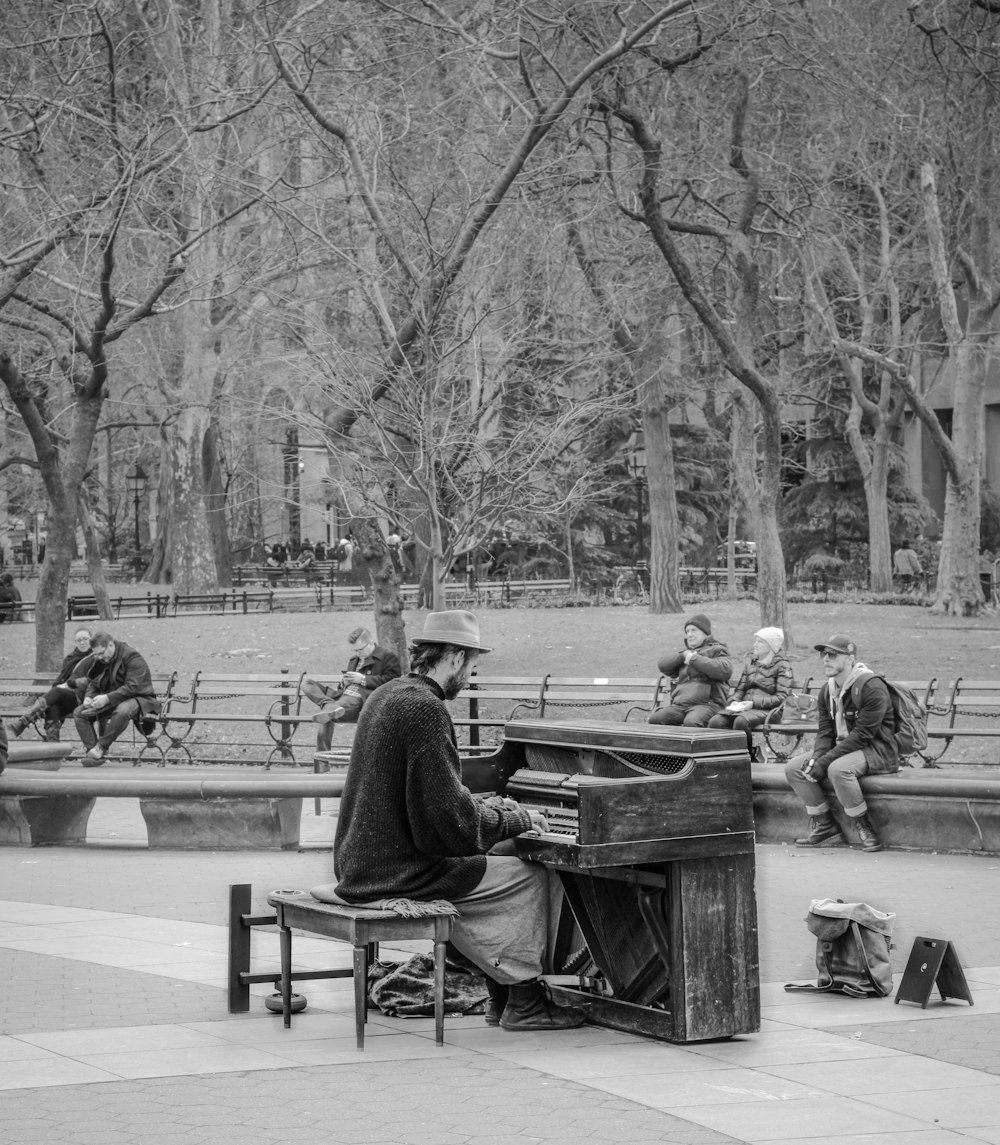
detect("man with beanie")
[331,610,586,1033]
[783,634,898,853]
[649,613,733,727]
[709,627,792,760]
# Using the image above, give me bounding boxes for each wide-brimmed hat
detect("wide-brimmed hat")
[813,633,857,656]
[412,610,492,653]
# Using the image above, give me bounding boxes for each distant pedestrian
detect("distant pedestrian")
[893,541,922,592]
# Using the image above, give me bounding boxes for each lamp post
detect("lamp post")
[626,430,647,566]
[125,463,148,568]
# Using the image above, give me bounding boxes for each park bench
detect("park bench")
[157,670,309,766]
[449,674,549,748]
[66,593,172,620]
[169,589,274,616]
[0,764,347,848]
[0,671,179,763]
[233,562,337,588]
[919,678,1000,765]
[538,676,667,722]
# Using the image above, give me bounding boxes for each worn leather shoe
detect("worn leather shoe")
[853,813,884,853]
[794,812,845,847]
[483,978,509,1027]
[499,980,587,1031]
[81,745,106,767]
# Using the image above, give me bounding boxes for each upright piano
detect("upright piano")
[463,718,759,1043]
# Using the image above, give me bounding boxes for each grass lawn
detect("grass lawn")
[3,596,1000,764]
[4,594,999,678]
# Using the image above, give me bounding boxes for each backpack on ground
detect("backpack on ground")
[785,899,895,998]
[852,672,928,759]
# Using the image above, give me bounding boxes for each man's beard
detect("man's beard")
[441,671,467,701]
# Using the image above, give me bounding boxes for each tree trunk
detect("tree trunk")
[932,342,986,614]
[168,403,219,593]
[644,404,683,614]
[203,420,232,588]
[352,518,409,671]
[34,505,74,674]
[865,435,893,594]
[78,487,113,620]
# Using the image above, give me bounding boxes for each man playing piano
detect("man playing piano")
[331,609,586,1032]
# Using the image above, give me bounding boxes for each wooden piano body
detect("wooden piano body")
[463,718,759,1043]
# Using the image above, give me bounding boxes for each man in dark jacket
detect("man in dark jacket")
[649,612,733,727]
[72,632,161,765]
[330,609,585,1033]
[302,626,402,750]
[784,633,898,853]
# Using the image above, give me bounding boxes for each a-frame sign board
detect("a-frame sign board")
[895,937,974,1008]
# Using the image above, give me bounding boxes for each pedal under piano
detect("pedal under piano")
[463,718,759,1043]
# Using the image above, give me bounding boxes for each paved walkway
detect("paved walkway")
[2,798,999,1144]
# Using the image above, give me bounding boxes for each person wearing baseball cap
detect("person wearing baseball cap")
[783,634,899,852]
[331,610,585,1033]
[648,613,734,727]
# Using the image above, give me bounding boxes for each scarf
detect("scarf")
[827,661,871,741]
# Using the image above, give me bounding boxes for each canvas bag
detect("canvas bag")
[785,899,895,998]
[779,692,818,723]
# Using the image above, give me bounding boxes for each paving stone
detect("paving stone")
[829,1012,1000,1074]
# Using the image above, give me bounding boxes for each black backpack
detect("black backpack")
[852,672,928,759]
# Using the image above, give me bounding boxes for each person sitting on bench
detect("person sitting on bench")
[72,632,161,765]
[8,627,95,741]
[302,626,401,751]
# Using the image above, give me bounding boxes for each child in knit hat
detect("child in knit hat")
[708,627,793,760]
[649,614,733,727]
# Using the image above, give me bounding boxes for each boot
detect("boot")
[853,813,883,853]
[499,980,587,1032]
[483,977,509,1027]
[9,698,47,737]
[794,812,845,847]
[43,719,61,742]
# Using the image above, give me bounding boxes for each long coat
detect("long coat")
[82,642,161,718]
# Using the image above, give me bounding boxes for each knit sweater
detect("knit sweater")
[333,675,533,902]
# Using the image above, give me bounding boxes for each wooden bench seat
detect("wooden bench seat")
[539,676,666,722]
[449,675,548,747]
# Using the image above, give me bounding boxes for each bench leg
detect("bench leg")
[279,922,293,1029]
[228,883,252,1013]
[433,934,447,1047]
[353,943,369,1050]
